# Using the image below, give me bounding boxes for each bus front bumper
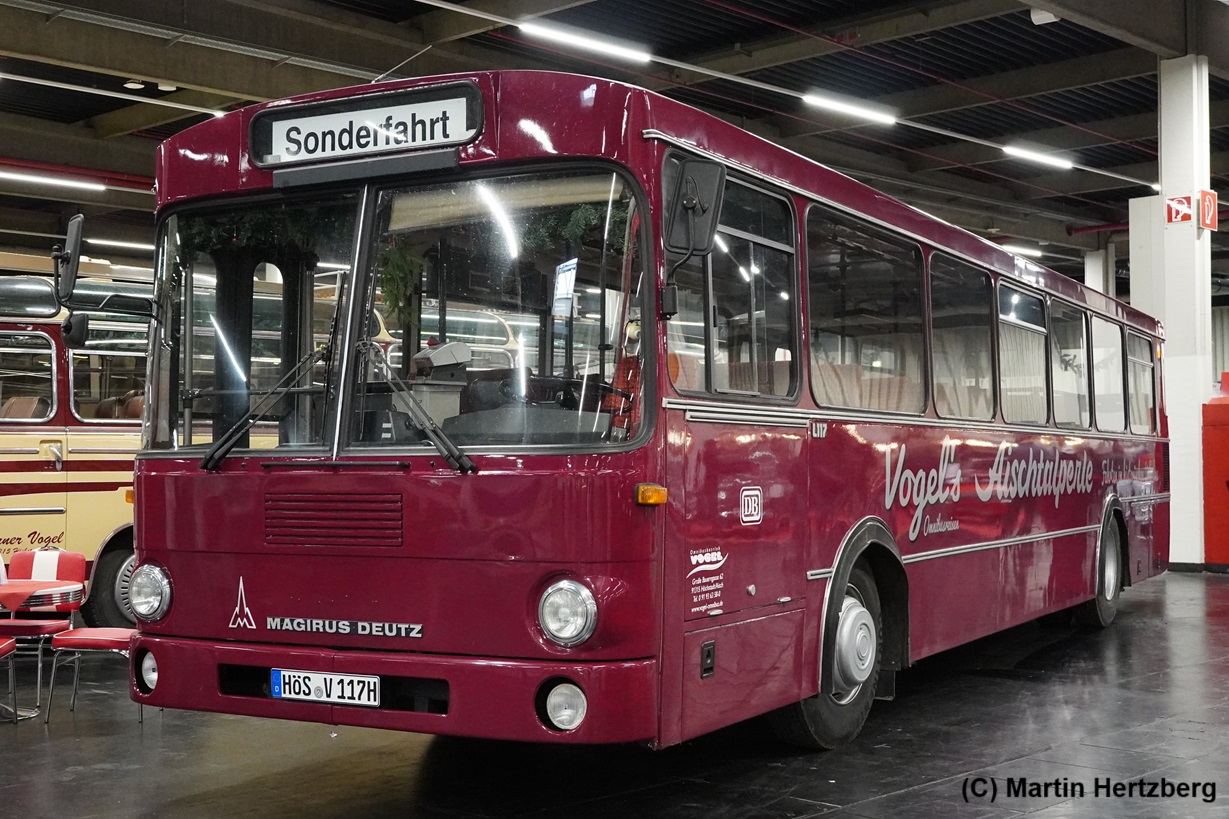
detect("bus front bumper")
[130,634,658,744]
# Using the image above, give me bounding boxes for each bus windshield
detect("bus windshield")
[149,169,646,453]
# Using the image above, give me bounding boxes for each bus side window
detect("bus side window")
[997,285,1048,425]
[1091,316,1126,432]
[807,206,924,414]
[1049,302,1090,429]
[1127,333,1156,434]
[930,255,993,421]
[0,334,54,421]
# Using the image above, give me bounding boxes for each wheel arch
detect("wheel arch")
[84,523,134,599]
[1099,493,1129,591]
[820,517,910,696]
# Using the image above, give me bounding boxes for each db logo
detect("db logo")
[740,486,763,525]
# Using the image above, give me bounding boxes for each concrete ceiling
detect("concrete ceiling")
[0,0,1226,285]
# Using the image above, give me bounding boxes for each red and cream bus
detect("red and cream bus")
[1,253,148,627]
[62,71,1167,748]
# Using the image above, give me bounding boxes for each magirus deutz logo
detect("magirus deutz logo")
[227,577,423,638]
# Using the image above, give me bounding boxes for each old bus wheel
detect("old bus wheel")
[1075,523,1121,629]
[769,563,881,750]
[80,546,137,628]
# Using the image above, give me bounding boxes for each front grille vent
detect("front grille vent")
[265,493,402,548]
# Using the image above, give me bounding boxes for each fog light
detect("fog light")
[130,564,172,621]
[140,651,158,691]
[544,682,587,731]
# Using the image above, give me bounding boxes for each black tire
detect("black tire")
[769,563,881,750]
[1074,521,1122,629]
[80,543,137,628]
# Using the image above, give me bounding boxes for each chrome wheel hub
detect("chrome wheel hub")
[832,594,876,703]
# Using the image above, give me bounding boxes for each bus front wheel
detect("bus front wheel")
[1075,522,1121,629]
[769,562,881,749]
[81,544,137,628]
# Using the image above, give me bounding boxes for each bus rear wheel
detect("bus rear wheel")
[80,545,137,628]
[769,563,881,750]
[1075,522,1121,629]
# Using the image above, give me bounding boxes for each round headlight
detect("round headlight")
[544,682,587,731]
[129,564,172,621]
[538,579,597,646]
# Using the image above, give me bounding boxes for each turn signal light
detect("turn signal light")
[125,488,134,504]
[635,483,668,506]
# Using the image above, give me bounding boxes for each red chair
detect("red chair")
[0,547,87,710]
[44,627,139,723]
[1,638,16,725]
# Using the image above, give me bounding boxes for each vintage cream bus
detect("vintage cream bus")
[0,252,148,627]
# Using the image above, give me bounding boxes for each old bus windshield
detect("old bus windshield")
[354,169,645,448]
[149,169,645,452]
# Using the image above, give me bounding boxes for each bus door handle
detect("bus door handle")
[40,441,64,472]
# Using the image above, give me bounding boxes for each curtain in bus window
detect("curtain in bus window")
[1127,333,1156,434]
[929,255,992,420]
[1091,316,1126,432]
[807,208,924,413]
[1049,302,1090,429]
[0,334,54,420]
[998,286,1047,425]
[356,171,645,448]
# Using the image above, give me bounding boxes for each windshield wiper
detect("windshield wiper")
[359,341,477,474]
[199,344,331,471]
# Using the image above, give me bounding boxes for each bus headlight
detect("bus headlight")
[537,579,597,646]
[130,564,172,621]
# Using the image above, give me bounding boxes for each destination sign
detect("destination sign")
[250,83,482,168]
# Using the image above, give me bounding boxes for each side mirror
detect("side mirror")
[664,160,725,256]
[52,214,85,305]
[62,313,90,348]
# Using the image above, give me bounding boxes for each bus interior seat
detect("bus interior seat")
[0,396,49,419]
[93,397,123,418]
[667,352,703,392]
[120,391,144,418]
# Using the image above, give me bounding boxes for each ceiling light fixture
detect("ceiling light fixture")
[518,22,652,63]
[157,83,177,92]
[1002,145,1075,170]
[803,94,897,126]
[86,238,156,251]
[0,170,106,191]
[123,79,145,90]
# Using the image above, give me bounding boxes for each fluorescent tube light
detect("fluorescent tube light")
[519,23,652,64]
[86,238,156,251]
[803,94,896,126]
[1003,145,1074,170]
[0,170,106,192]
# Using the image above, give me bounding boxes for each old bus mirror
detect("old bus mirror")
[52,213,85,305]
[62,312,90,348]
[664,160,725,256]
[662,160,725,318]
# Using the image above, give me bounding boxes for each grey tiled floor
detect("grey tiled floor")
[4,572,1229,817]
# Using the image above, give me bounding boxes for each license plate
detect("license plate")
[271,669,380,707]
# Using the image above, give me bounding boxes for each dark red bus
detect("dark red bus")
[104,71,1166,748]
